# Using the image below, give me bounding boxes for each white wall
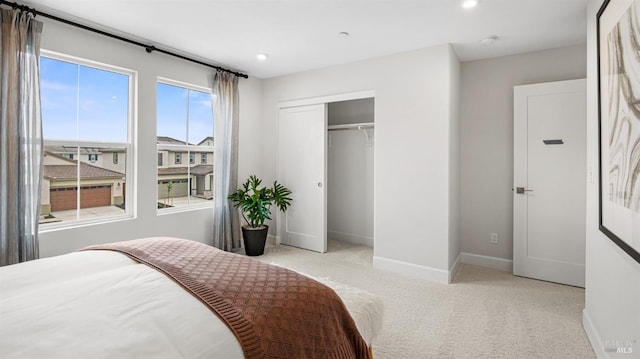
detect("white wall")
[37,19,263,257]
[582,1,640,357]
[263,44,460,282]
[327,100,374,247]
[460,44,587,262]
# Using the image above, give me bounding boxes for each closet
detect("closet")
[277,95,375,253]
[327,98,375,247]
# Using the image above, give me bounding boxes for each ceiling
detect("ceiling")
[18,0,588,79]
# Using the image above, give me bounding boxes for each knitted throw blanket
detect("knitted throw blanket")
[82,237,370,359]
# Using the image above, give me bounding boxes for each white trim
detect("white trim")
[583,309,607,359]
[41,49,136,77]
[373,256,449,284]
[449,252,462,283]
[39,215,135,233]
[157,77,212,93]
[278,90,375,109]
[460,252,513,272]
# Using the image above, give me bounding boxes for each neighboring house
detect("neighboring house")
[198,136,213,147]
[99,148,127,174]
[45,137,214,203]
[44,145,105,166]
[41,152,125,215]
[157,136,213,200]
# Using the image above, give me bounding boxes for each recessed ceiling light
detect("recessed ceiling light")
[462,0,479,9]
[256,53,269,61]
[480,35,498,45]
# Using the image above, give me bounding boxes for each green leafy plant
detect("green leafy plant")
[228,175,292,228]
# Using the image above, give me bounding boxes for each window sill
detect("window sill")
[39,214,135,233]
[157,202,213,216]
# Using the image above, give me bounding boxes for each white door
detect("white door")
[513,79,586,287]
[278,104,327,253]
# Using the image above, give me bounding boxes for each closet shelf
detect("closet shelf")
[327,122,375,131]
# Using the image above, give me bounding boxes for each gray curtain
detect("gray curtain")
[0,8,44,266]
[212,71,241,251]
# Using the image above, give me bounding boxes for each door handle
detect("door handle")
[515,187,533,194]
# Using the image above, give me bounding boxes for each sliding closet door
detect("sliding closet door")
[278,104,327,253]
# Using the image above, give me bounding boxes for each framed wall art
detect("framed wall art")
[597,0,640,263]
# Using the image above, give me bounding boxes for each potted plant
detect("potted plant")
[228,175,292,256]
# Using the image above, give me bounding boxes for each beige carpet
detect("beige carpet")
[256,240,595,359]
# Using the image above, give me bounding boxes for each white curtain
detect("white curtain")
[0,8,44,266]
[212,71,241,251]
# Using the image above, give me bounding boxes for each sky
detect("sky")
[40,56,213,144]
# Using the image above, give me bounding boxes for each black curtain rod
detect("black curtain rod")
[0,0,249,79]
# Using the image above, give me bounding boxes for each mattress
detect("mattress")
[0,246,383,358]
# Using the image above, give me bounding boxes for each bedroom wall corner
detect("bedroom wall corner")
[237,76,266,185]
[459,44,587,263]
[262,44,456,280]
[448,44,462,278]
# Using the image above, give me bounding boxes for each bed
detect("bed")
[0,237,383,358]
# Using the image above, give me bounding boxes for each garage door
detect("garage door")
[157,179,189,199]
[50,185,112,211]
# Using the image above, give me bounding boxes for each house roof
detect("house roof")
[45,145,101,155]
[198,136,214,146]
[43,152,124,181]
[157,165,213,176]
[45,137,210,156]
[44,145,126,154]
[157,136,191,146]
[191,164,213,175]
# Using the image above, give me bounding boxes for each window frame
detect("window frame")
[39,50,137,231]
[156,77,214,214]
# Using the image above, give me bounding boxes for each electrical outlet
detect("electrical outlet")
[490,233,498,244]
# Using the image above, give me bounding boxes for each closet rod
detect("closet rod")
[327,122,375,131]
[0,0,249,79]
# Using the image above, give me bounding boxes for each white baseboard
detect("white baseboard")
[583,309,607,359]
[328,230,373,247]
[449,253,462,283]
[373,256,449,284]
[460,252,513,272]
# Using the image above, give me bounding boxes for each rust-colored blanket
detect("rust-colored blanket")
[82,237,370,359]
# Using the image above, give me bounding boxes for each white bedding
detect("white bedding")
[0,250,382,358]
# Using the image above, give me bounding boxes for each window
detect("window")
[40,53,133,226]
[157,80,214,210]
[157,153,163,166]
